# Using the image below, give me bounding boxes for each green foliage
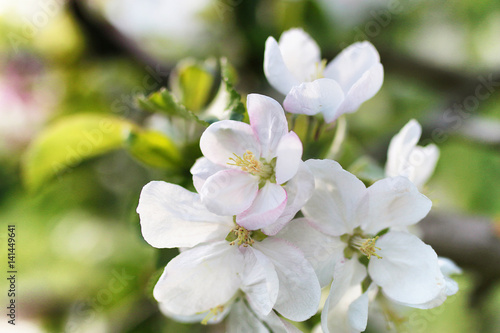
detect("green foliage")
[137,88,210,126]
[22,114,136,192]
[170,58,217,112]
[220,58,247,122]
[126,130,182,169]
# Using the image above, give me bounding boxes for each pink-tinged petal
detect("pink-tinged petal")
[241,246,279,316]
[237,182,287,230]
[262,163,314,235]
[255,238,321,322]
[137,181,233,248]
[279,218,345,287]
[368,232,445,306]
[200,119,260,167]
[360,176,432,234]
[337,62,383,115]
[190,157,225,193]
[407,144,440,189]
[303,159,366,236]
[324,41,381,94]
[283,78,345,123]
[385,119,422,179]
[264,36,300,95]
[321,258,367,333]
[201,169,258,216]
[278,28,321,83]
[275,131,302,184]
[154,241,244,316]
[247,94,288,158]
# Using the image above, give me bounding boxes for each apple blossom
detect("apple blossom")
[264,28,383,122]
[191,93,314,234]
[280,159,457,333]
[385,119,440,189]
[136,181,320,328]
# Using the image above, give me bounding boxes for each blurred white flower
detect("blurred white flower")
[264,28,383,123]
[385,119,439,189]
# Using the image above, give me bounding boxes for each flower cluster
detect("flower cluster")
[136,28,459,332]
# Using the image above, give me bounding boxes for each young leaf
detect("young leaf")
[220,58,246,122]
[22,114,136,192]
[170,58,217,112]
[137,88,209,127]
[125,129,182,169]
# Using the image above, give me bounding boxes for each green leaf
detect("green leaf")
[125,129,182,169]
[23,114,136,192]
[220,58,246,122]
[137,88,209,127]
[170,58,216,112]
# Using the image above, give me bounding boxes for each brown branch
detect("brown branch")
[420,211,500,277]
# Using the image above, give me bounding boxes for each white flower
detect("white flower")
[136,181,321,326]
[264,28,383,123]
[385,119,439,189]
[191,93,314,234]
[280,159,453,333]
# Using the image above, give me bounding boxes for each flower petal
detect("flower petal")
[236,182,287,230]
[247,93,288,158]
[254,238,321,322]
[385,119,422,179]
[262,163,314,235]
[200,119,260,167]
[275,131,302,184]
[360,176,432,234]
[226,299,270,333]
[241,246,280,316]
[321,258,367,333]
[402,257,461,309]
[303,159,366,236]
[278,28,321,83]
[154,241,244,316]
[283,78,345,123]
[201,169,258,216]
[190,157,225,193]
[159,301,231,324]
[337,63,384,115]
[279,218,344,287]
[407,144,440,189]
[368,231,445,306]
[137,181,233,248]
[264,36,300,95]
[385,119,440,188]
[324,41,381,91]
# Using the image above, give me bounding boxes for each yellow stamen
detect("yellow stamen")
[228,150,273,179]
[229,226,254,247]
[201,305,224,325]
[351,236,383,259]
[228,150,262,174]
[310,59,328,81]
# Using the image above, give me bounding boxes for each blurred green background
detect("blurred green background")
[1,0,500,332]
